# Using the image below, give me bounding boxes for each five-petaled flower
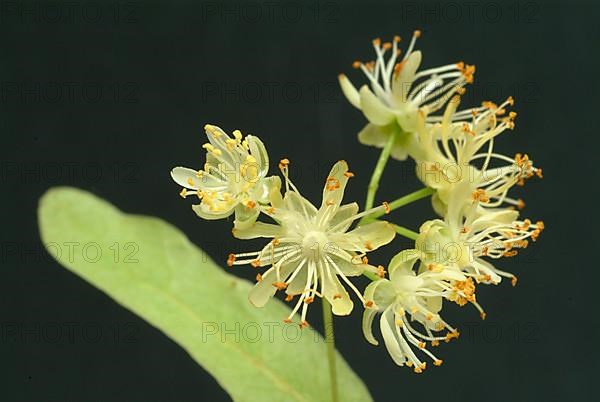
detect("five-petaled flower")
[338,30,475,160]
[171,124,280,229]
[228,160,395,326]
[414,96,542,216]
[416,180,544,287]
[362,250,464,372]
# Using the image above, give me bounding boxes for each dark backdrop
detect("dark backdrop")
[2,0,599,401]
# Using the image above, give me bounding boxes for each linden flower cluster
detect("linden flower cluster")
[340,31,544,372]
[172,30,545,374]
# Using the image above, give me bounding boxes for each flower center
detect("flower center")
[301,230,329,260]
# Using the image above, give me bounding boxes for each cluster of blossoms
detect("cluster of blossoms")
[172,30,544,373]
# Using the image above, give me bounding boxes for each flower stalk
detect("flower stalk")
[363,187,434,223]
[393,224,419,240]
[363,127,399,213]
[322,299,339,402]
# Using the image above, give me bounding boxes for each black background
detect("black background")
[2,0,599,401]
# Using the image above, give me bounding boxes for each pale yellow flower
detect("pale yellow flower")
[338,31,474,160]
[228,160,395,326]
[171,124,279,229]
[362,250,465,372]
[414,96,542,216]
[416,180,545,287]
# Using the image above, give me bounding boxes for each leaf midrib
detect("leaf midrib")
[68,232,311,402]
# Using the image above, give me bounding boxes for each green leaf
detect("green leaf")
[38,187,372,402]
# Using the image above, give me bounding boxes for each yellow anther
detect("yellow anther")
[232,129,242,141]
[344,171,355,178]
[179,188,187,198]
[536,168,544,179]
[255,273,262,282]
[445,331,459,342]
[458,63,475,83]
[227,253,236,267]
[364,300,374,308]
[272,282,287,290]
[225,138,236,150]
[472,189,490,203]
[279,158,290,170]
[326,177,340,191]
[372,37,381,47]
[482,100,497,110]
[383,201,391,214]
[413,29,421,38]
[462,122,475,136]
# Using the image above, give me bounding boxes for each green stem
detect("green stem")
[366,187,434,222]
[364,129,399,212]
[362,270,380,281]
[322,299,339,402]
[393,224,419,241]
